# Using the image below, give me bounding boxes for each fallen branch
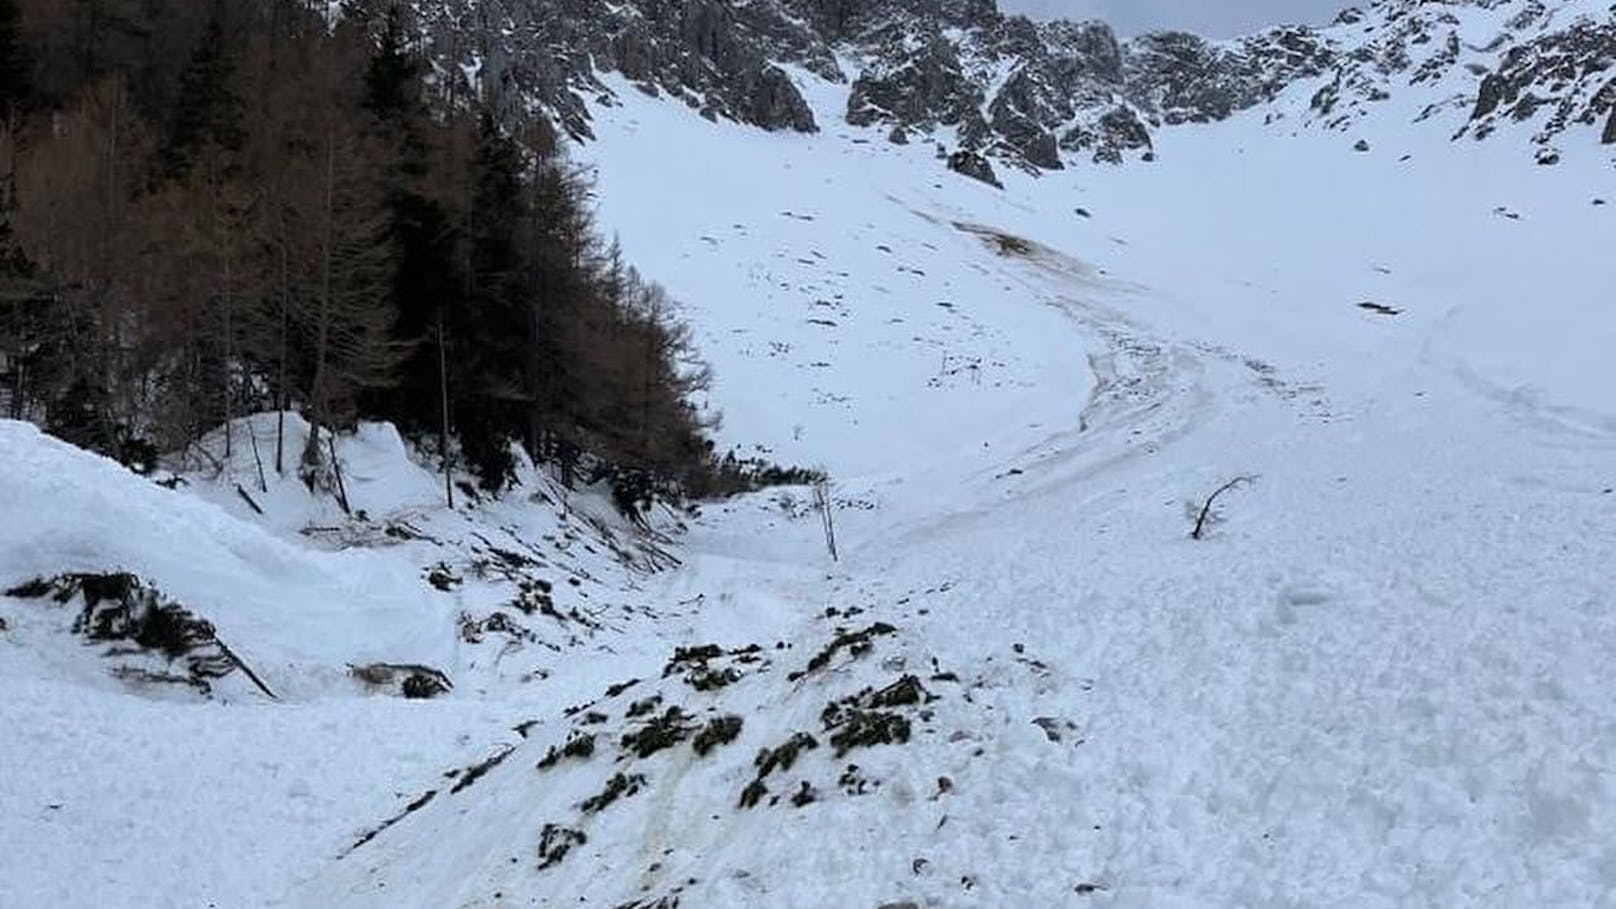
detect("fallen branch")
[215,639,278,701]
[234,483,265,515]
[1191,475,1256,540]
[248,424,269,493]
[327,433,352,515]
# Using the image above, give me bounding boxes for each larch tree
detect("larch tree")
[282,117,398,505]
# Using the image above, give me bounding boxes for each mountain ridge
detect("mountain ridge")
[410,0,1615,175]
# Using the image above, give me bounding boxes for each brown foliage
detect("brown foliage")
[2,0,730,510]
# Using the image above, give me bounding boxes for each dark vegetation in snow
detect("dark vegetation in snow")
[626,695,664,719]
[537,733,598,770]
[819,676,932,755]
[346,739,525,856]
[342,788,439,857]
[449,747,517,795]
[685,454,829,500]
[789,621,898,680]
[608,893,684,909]
[790,780,820,806]
[343,624,1009,892]
[691,714,744,756]
[738,778,770,809]
[350,662,453,699]
[537,824,587,870]
[621,706,696,759]
[825,708,913,756]
[754,732,821,781]
[581,772,647,813]
[5,572,275,698]
[663,642,769,691]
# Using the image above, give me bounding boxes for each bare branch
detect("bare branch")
[1191,475,1257,540]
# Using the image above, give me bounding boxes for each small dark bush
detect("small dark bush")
[580,772,645,813]
[621,707,693,759]
[692,715,743,756]
[537,824,587,869]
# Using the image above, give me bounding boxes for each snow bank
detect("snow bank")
[0,419,458,696]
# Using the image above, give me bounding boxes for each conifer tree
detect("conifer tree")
[162,3,244,180]
[360,3,462,500]
[282,118,398,500]
[453,108,530,489]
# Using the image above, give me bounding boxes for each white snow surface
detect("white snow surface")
[5,23,1616,909]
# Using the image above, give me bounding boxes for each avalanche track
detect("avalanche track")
[6,14,1616,908]
[288,65,1616,907]
[291,157,1616,904]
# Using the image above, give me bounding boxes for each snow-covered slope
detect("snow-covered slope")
[284,51,1614,909]
[0,420,459,689]
[0,415,701,908]
[4,2,1616,907]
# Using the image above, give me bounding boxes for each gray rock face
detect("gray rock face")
[1126,26,1333,127]
[1065,107,1153,164]
[1127,32,1243,125]
[1309,1,1614,157]
[1461,16,1616,146]
[847,34,984,134]
[410,0,1616,170]
[420,0,835,139]
[748,65,818,132]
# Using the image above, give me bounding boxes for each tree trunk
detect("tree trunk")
[437,308,453,508]
[275,228,288,475]
[8,352,22,420]
[216,156,234,461]
[327,430,350,515]
[305,129,335,467]
[300,134,338,493]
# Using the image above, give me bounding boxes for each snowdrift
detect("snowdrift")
[0,419,458,699]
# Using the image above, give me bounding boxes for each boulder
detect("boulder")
[746,65,818,132]
[947,150,1002,188]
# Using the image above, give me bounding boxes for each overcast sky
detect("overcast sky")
[996,0,1346,38]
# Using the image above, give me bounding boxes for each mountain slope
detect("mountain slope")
[3,1,1615,907]
[285,45,1616,909]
